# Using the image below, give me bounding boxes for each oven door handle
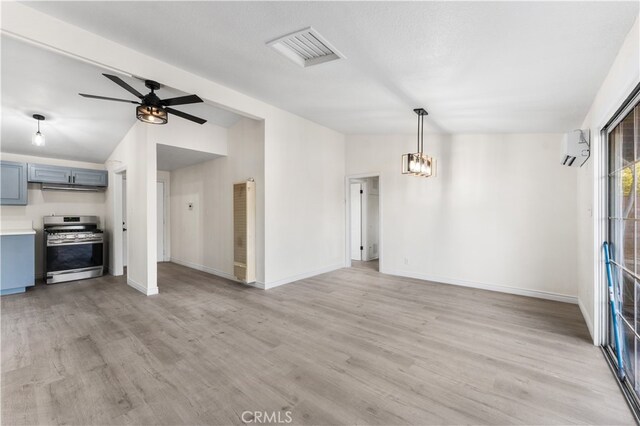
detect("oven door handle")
[47,240,103,247]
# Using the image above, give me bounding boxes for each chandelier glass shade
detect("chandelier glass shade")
[401,108,435,177]
[31,114,45,147]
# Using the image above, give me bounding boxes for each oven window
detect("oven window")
[47,243,103,272]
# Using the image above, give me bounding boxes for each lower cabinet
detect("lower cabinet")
[0,233,35,295]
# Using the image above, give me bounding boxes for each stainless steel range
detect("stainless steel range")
[44,216,104,284]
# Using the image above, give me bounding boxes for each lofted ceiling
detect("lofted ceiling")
[157,144,222,172]
[1,36,241,163]
[21,1,639,135]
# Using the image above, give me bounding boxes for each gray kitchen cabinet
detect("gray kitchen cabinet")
[0,232,35,295]
[0,161,28,205]
[28,163,72,184]
[71,169,108,186]
[28,163,108,187]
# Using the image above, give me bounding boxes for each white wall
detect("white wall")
[149,118,228,155]
[577,15,640,342]
[0,152,106,278]
[104,122,158,295]
[346,133,578,302]
[157,170,171,261]
[264,114,346,287]
[170,117,265,284]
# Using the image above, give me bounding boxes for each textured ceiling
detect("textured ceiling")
[1,36,241,163]
[23,1,638,135]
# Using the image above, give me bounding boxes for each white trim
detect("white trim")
[593,126,607,345]
[386,269,579,304]
[264,263,344,290]
[345,173,382,270]
[127,277,158,296]
[170,257,265,289]
[111,168,127,277]
[156,173,171,262]
[579,297,594,337]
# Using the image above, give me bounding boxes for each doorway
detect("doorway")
[122,176,127,268]
[346,175,380,272]
[604,85,640,412]
[157,181,165,262]
[110,167,127,277]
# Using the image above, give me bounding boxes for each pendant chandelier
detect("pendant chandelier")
[401,108,435,177]
[32,114,46,147]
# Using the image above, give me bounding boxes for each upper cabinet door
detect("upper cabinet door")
[0,161,28,205]
[28,164,72,184]
[71,169,108,187]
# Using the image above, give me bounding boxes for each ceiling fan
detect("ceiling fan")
[79,73,207,125]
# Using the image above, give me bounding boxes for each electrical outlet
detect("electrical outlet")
[404,257,409,265]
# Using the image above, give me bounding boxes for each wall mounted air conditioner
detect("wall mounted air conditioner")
[561,129,590,167]
[233,179,256,284]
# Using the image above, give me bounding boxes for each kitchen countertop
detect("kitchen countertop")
[0,229,36,236]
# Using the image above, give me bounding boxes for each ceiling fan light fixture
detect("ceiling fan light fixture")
[81,74,206,125]
[136,105,168,125]
[31,114,45,147]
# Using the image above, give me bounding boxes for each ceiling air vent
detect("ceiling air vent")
[267,27,345,68]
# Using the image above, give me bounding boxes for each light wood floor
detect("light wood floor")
[351,259,379,271]
[1,262,633,425]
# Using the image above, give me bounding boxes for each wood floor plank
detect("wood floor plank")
[1,261,634,425]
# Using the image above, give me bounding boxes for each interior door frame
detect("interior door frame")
[349,182,363,261]
[111,165,127,276]
[156,173,171,262]
[345,173,382,270]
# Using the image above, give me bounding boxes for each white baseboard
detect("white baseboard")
[170,257,266,289]
[385,269,578,304]
[578,297,594,339]
[264,263,344,290]
[127,277,158,296]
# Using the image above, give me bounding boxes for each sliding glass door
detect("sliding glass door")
[608,90,640,403]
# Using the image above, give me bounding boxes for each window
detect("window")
[607,86,640,408]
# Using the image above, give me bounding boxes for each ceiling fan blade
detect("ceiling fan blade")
[166,107,207,125]
[79,93,140,104]
[102,73,144,99]
[161,94,203,106]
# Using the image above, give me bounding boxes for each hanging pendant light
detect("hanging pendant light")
[401,108,435,177]
[31,114,46,147]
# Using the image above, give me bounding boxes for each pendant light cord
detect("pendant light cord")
[416,111,424,154]
[420,113,424,154]
[416,112,420,154]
